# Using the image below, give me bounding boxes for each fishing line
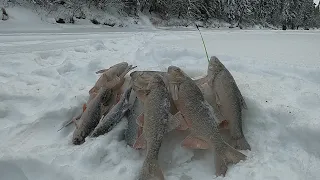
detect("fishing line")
[187,1,210,63]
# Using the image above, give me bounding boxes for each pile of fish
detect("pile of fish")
[58,56,251,179]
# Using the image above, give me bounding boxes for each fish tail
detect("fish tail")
[232,137,251,151]
[139,158,164,180]
[213,142,246,176]
[224,142,246,164]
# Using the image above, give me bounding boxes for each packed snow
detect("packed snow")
[1,7,320,180]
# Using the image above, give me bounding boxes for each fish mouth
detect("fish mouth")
[129,71,138,77]
[167,66,186,83]
[148,74,166,88]
[112,62,128,69]
[209,56,220,64]
[167,66,180,74]
[208,56,224,73]
[72,137,85,145]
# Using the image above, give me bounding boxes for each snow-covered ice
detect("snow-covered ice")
[1,7,320,180]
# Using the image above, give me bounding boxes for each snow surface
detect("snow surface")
[1,7,320,180]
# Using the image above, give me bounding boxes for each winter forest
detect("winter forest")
[3,0,320,29]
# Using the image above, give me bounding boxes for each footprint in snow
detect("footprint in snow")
[34,50,64,67]
[74,47,89,53]
[90,40,107,51]
[56,61,77,75]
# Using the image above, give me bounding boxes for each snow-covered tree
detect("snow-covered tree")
[4,0,320,28]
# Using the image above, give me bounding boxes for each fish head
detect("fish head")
[208,56,225,75]
[108,62,129,76]
[72,129,85,145]
[130,71,153,90]
[167,66,187,84]
[147,74,166,89]
[110,62,128,69]
[129,71,140,79]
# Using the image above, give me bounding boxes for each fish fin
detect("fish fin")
[95,68,109,74]
[139,158,164,180]
[181,135,209,149]
[137,126,143,138]
[222,142,247,164]
[218,120,229,129]
[57,120,72,132]
[57,113,82,132]
[213,153,228,177]
[169,84,179,101]
[136,113,144,127]
[135,89,150,101]
[82,103,87,112]
[231,137,251,151]
[171,111,188,131]
[214,123,247,175]
[57,127,64,132]
[133,133,146,149]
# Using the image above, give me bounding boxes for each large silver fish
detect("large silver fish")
[58,62,136,132]
[72,87,113,145]
[167,66,246,177]
[134,74,175,180]
[206,56,250,150]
